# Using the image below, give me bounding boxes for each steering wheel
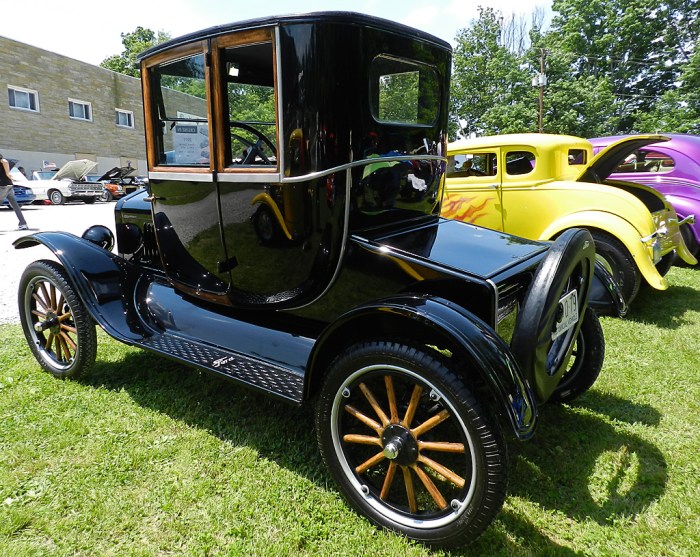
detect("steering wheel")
[230,121,277,165]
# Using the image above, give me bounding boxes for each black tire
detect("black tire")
[680,223,699,259]
[99,190,113,203]
[549,308,604,403]
[590,230,641,306]
[253,204,282,244]
[83,197,96,204]
[18,260,97,379]
[655,251,676,277]
[49,189,65,205]
[315,341,507,548]
[511,228,596,403]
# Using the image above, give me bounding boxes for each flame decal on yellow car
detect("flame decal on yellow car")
[442,195,491,224]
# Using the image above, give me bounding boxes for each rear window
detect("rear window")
[369,55,440,126]
[614,149,675,174]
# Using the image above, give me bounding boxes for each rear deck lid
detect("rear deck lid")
[576,135,669,183]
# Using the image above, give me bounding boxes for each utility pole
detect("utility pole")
[531,49,547,133]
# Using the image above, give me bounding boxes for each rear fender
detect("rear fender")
[307,294,538,440]
[13,232,145,342]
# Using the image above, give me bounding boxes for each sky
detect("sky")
[3,0,551,66]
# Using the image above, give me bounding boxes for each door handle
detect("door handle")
[144,195,165,202]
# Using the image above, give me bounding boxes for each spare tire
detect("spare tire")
[510,228,597,403]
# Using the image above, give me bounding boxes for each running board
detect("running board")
[138,332,304,404]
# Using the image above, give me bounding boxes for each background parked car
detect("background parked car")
[11,160,106,205]
[589,134,699,259]
[1,183,35,207]
[444,133,697,306]
[97,166,144,201]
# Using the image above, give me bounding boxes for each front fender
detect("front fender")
[13,232,146,342]
[539,211,668,290]
[308,294,538,440]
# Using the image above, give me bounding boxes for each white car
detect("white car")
[11,160,105,205]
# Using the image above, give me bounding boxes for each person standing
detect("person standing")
[0,154,29,230]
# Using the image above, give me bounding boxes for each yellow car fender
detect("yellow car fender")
[538,210,669,291]
[251,193,293,240]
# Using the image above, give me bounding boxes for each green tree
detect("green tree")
[100,27,171,77]
[450,7,536,137]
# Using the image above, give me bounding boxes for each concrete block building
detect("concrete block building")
[0,36,146,177]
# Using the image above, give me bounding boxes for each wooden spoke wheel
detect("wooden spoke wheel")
[19,260,96,379]
[316,341,507,548]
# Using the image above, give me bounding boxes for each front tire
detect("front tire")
[18,260,97,379]
[680,223,699,259]
[316,341,507,548]
[49,189,65,205]
[590,230,641,306]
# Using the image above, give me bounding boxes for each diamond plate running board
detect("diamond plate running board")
[139,332,304,404]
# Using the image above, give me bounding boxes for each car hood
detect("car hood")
[54,159,99,181]
[98,166,136,181]
[576,135,670,183]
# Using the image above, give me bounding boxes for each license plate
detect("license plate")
[552,289,579,341]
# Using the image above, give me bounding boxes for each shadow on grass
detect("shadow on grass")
[84,350,666,556]
[570,390,662,426]
[625,284,700,329]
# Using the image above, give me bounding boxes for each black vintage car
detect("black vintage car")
[14,12,622,548]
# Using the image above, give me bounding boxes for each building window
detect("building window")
[8,86,39,112]
[69,99,92,121]
[116,109,134,128]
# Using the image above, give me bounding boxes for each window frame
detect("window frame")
[8,85,39,113]
[68,98,93,122]
[115,108,135,129]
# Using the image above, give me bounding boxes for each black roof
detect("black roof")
[138,11,451,61]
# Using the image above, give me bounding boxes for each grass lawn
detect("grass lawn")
[0,266,698,556]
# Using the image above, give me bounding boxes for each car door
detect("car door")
[443,149,503,231]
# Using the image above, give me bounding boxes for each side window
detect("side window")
[369,55,440,126]
[8,86,39,112]
[615,149,674,174]
[115,109,134,128]
[447,153,496,177]
[568,149,587,164]
[505,151,535,175]
[220,41,277,168]
[147,52,210,167]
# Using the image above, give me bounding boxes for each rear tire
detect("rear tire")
[18,260,97,379]
[49,190,65,205]
[549,308,604,403]
[680,223,699,259]
[316,340,507,548]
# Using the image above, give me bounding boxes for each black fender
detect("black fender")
[589,260,628,317]
[307,294,538,440]
[13,232,147,343]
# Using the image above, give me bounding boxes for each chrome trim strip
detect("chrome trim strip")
[217,172,282,183]
[148,171,215,182]
[281,154,446,184]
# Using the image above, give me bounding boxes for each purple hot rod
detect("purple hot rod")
[589,134,699,259]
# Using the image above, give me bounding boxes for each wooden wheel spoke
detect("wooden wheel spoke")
[380,462,397,501]
[344,405,382,434]
[60,331,77,351]
[401,385,423,428]
[355,451,385,474]
[418,454,465,488]
[60,323,77,335]
[384,375,399,424]
[402,466,417,513]
[45,332,55,352]
[56,293,65,313]
[418,440,465,453]
[58,334,73,362]
[412,409,450,438]
[58,312,72,322]
[54,334,64,361]
[411,464,448,510]
[31,309,47,319]
[32,292,49,312]
[49,284,57,310]
[343,434,382,446]
[38,283,52,310]
[359,382,390,427]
